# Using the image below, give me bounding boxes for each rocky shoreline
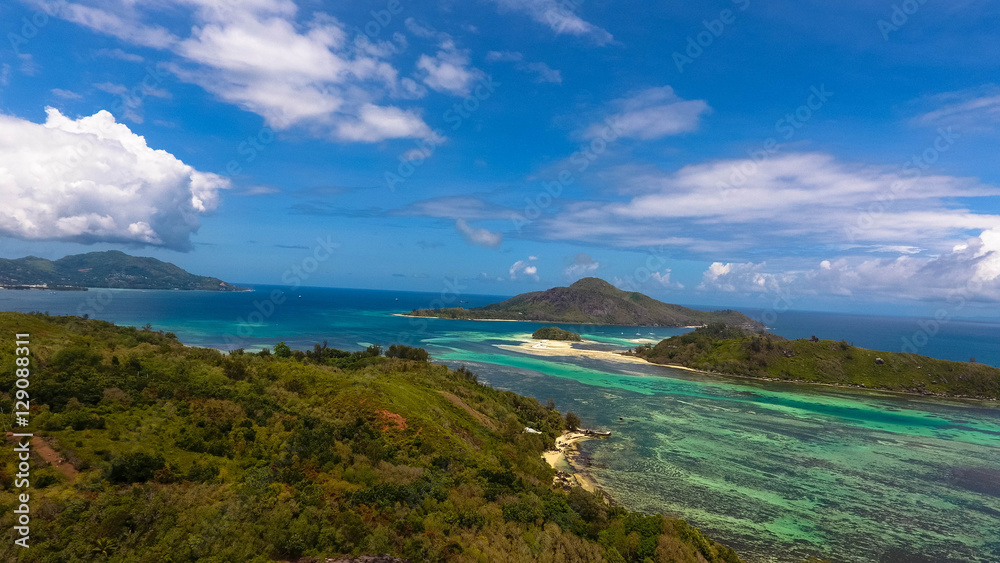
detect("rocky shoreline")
[543,429,613,502]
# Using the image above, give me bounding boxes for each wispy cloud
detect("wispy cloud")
[397,196,515,221]
[542,153,1000,259]
[911,85,1000,132]
[236,185,282,196]
[92,48,144,63]
[486,51,561,84]
[51,88,82,99]
[27,0,179,48]
[581,86,710,140]
[487,0,614,45]
[455,218,503,248]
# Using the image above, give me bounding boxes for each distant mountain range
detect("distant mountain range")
[406,277,764,329]
[0,251,246,291]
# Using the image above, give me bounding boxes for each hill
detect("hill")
[0,250,245,290]
[632,324,1000,400]
[406,278,763,329]
[0,312,745,562]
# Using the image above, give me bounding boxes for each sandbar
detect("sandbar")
[494,337,651,365]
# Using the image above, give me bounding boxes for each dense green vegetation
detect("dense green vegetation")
[0,313,745,562]
[0,251,244,291]
[531,327,582,342]
[632,324,1000,399]
[406,278,763,329]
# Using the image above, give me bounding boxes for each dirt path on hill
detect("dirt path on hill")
[438,391,496,430]
[6,432,78,480]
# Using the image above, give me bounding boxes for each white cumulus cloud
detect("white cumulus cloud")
[0,108,229,250]
[510,256,539,281]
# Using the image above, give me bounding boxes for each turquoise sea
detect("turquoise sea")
[2,286,999,562]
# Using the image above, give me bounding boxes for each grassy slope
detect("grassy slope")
[0,251,242,290]
[407,278,762,329]
[0,313,745,563]
[634,325,1000,399]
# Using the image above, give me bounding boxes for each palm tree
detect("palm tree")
[92,537,117,556]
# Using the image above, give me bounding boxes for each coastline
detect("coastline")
[542,430,607,497]
[646,360,1000,403]
[499,335,998,403]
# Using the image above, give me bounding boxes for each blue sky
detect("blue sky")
[1,0,999,316]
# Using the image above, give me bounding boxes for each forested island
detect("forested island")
[630,324,1000,400]
[532,327,583,341]
[406,278,763,329]
[0,313,745,562]
[0,251,246,291]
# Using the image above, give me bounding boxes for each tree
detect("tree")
[546,398,556,410]
[386,344,429,361]
[274,342,292,358]
[565,412,581,431]
[92,538,118,557]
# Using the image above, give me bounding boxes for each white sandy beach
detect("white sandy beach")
[494,337,652,365]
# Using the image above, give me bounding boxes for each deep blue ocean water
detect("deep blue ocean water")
[2,286,999,562]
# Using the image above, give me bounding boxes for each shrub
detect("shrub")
[108,452,166,483]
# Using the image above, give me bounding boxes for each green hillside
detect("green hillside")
[0,313,745,562]
[633,324,1000,400]
[407,278,763,329]
[0,251,245,290]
